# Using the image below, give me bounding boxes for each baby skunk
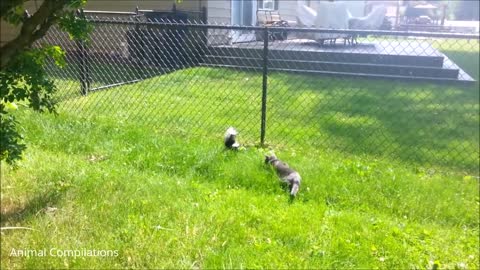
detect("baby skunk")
[224,127,240,150]
[265,154,301,197]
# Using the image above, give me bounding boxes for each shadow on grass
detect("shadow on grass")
[48,53,174,88]
[268,74,479,171]
[442,50,480,80]
[0,191,62,227]
[189,147,285,194]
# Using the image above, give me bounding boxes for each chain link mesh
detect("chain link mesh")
[37,15,479,171]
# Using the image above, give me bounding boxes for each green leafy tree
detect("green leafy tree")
[454,0,479,20]
[1,0,90,164]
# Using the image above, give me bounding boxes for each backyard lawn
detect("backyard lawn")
[1,57,479,268]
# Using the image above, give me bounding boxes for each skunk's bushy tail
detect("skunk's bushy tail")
[225,127,237,137]
[224,127,240,149]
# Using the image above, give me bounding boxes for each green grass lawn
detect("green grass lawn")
[2,63,479,268]
[49,65,479,171]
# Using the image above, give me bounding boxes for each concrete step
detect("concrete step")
[199,63,474,86]
[207,47,445,68]
[202,55,460,79]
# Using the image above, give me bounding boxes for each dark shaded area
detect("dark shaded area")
[126,26,204,69]
[43,21,207,95]
[443,51,480,80]
[0,191,62,227]
[268,74,479,171]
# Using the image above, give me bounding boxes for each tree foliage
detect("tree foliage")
[1,0,90,164]
[454,0,480,21]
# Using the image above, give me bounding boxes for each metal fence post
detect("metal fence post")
[260,27,269,146]
[135,6,140,31]
[77,9,89,96]
[199,6,208,65]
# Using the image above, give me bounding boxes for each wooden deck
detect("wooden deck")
[204,39,475,84]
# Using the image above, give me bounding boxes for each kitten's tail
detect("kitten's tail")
[290,182,300,197]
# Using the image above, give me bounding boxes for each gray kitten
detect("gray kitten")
[265,154,301,197]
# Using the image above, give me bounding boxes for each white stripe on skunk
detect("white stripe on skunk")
[224,127,240,149]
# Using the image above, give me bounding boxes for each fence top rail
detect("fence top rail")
[138,9,204,14]
[83,10,137,15]
[86,17,480,40]
[83,9,203,18]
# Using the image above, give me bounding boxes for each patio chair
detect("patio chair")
[296,2,387,46]
[256,9,289,41]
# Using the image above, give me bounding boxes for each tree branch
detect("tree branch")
[1,0,68,70]
[31,16,56,41]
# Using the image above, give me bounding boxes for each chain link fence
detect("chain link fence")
[37,15,479,171]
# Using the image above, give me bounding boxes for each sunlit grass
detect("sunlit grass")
[1,62,479,268]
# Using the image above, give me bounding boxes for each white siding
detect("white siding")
[207,0,231,23]
[1,0,204,45]
[206,0,231,45]
[277,0,298,22]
